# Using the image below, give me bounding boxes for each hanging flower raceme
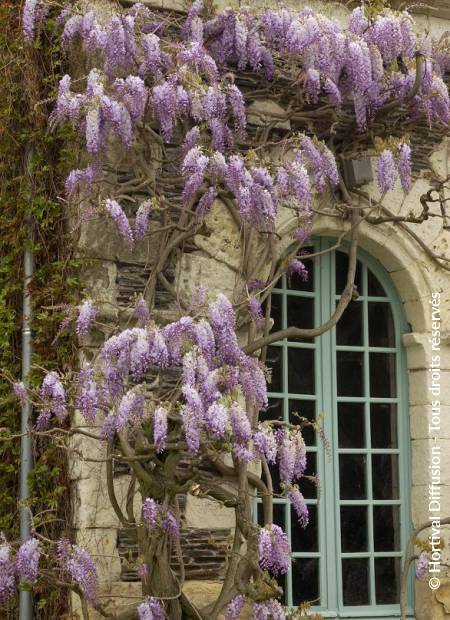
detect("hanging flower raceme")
[65,546,99,604]
[397,143,412,193]
[252,599,287,619]
[376,150,398,194]
[13,382,28,405]
[138,597,167,620]
[153,406,168,453]
[16,538,40,584]
[225,595,246,619]
[76,299,97,336]
[142,499,179,540]
[76,366,100,425]
[287,487,309,528]
[0,543,16,605]
[104,199,134,247]
[38,371,68,429]
[416,552,429,580]
[257,524,291,576]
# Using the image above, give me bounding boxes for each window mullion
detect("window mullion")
[318,238,340,612]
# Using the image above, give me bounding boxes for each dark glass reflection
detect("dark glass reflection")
[291,505,317,552]
[257,501,285,529]
[266,346,283,392]
[292,558,320,606]
[368,302,395,347]
[336,300,363,346]
[370,353,396,397]
[375,557,400,604]
[288,348,315,395]
[337,351,364,396]
[302,452,318,500]
[342,559,370,605]
[339,454,367,499]
[374,505,400,551]
[371,403,398,448]
[261,398,283,423]
[269,293,282,333]
[289,399,316,446]
[336,251,362,295]
[368,269,387,297]
[287,296,314,342]
[338,402,365,448]
[372,454,399,499]
[341,506,368,552]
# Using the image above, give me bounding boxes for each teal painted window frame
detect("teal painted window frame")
[257,237,413,619]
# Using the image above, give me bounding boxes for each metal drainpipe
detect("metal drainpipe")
[20,146,34,620]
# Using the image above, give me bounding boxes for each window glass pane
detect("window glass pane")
[289,399,316,446]
[338,402,365,448]
[339,454,367,500]
[302,452,318,500]
[375,557,400,604]
[374,505,401,551]
[292,558,320,606]
[370,403,398,448]
[370,352,397,397]
[266,346,283,392]
[341,506,368,552]
[291,505,318,552]
[269,293,282,333]
[335,251,362,295]
[372,454,399,499]
[260,398,283,424]
[368,269,387,297]
[368,302,395,347]
[256,501,286,529]
[342,559,370,605]
[287,296,314,342]
[288,348,315,395]
[336,300,363,346]
[336,351,364,396]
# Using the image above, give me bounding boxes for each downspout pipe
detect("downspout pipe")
[20,146,34,620]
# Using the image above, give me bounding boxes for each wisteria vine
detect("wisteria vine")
[7,0,450,618]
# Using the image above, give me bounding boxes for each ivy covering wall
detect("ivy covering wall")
[0,3,79,616]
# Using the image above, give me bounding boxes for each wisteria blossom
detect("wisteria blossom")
[258,524,291,575]
[0,544,16,604]
[66,546,99,603]
[225,595,246,619]
[76,299,97,336]
[16,538,40,584]
[138,597,167,620]
[105,199,134,247]
[13,381,28,405]
[377,150,398,194]
[416,552,429,580]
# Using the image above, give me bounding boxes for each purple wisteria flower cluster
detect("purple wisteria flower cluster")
[37,370,68,430]
[138,596,167,620]
[76,299,97,337]
[24,0,448,233]
[142,498,179,540]
[0,538,41,604]
[64,545,99,603]
[180,134,338,229]
[415,552,429,580]
[257,524,291,576]
[376,143,412,194]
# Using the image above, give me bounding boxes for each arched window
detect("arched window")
[258,237,412,617]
